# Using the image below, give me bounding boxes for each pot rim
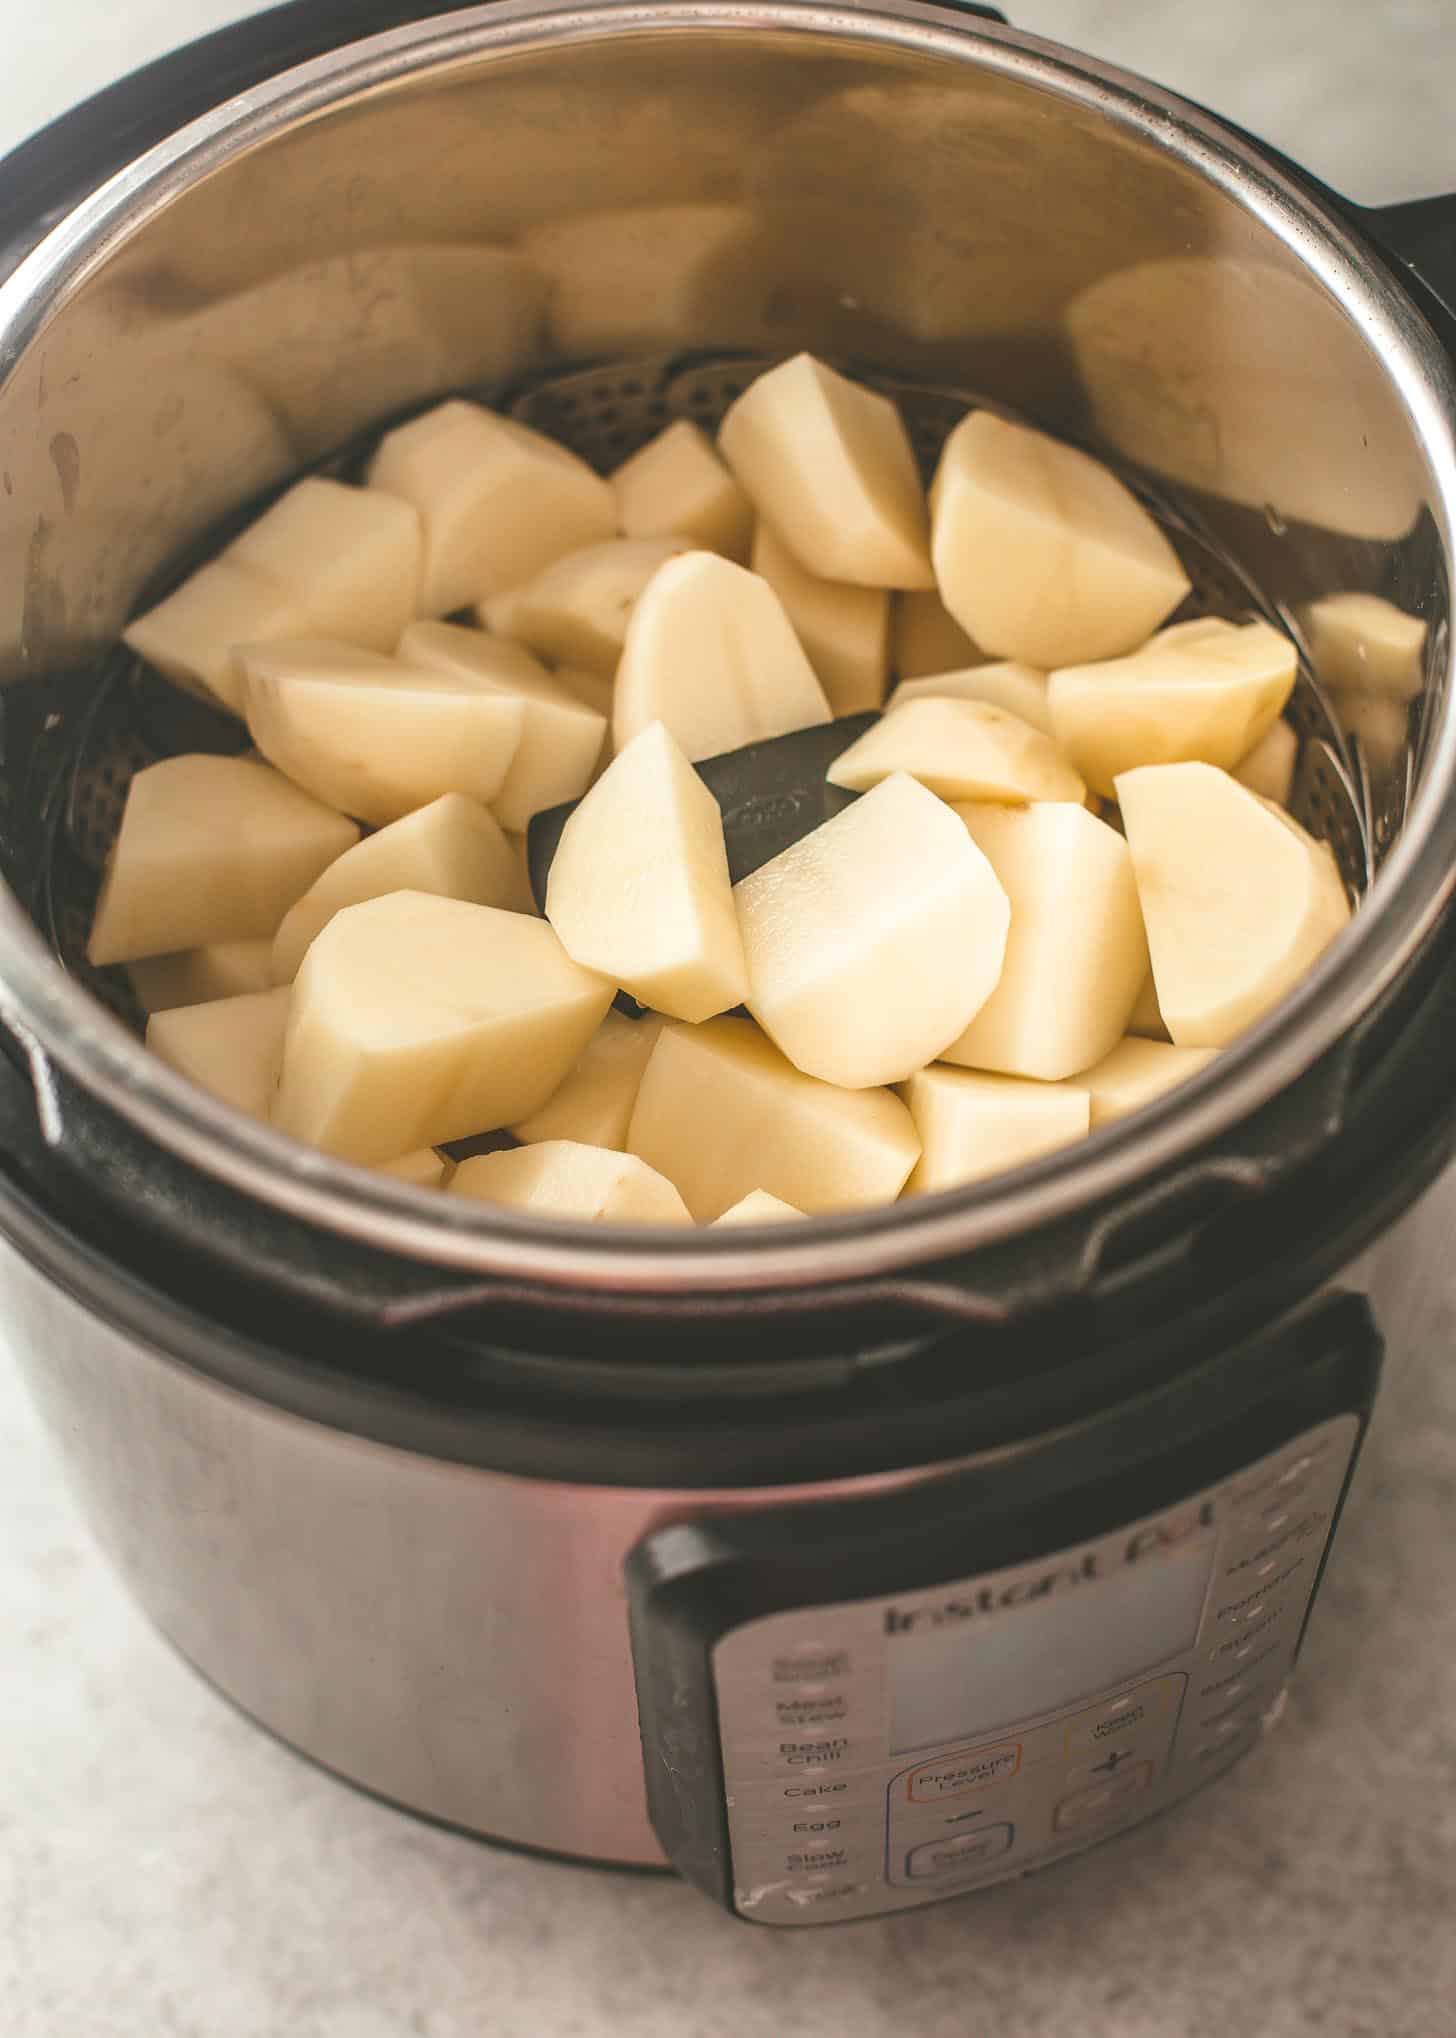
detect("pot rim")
[1,0,1454,1300]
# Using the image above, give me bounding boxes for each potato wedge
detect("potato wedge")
[510,1011,666,1151]
[147,987,292,1122]
[884,660,1052,737]
[902,1065,1090,1194]
[750,522,890,716]
[1077,1035,1219,1125]
[892,589,984,680]
[128,939,276,1014]
[123,560,311,715]
[451,1140,693,1225]
[612,420,753,560]
[1300,592,1426,700]
[483,536,691,676]
[826,697,1083,804]
[711,1189,805,1225]
[227,478,421,653]
[1233,717,1298,807]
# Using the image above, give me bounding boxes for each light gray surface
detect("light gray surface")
[4,4,1456,2035]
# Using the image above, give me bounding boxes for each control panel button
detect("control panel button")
[770,1648,851,1684]
[905,1741,1022,1801]
[906,1823,1015,1879]
[1053,1761,1155,1831]
[1064,1745,1149,1792]
[773,1690,851,1729]
[1063,1674,1184,1759]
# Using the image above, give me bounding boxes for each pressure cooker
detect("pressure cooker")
[3,0,1456,1927]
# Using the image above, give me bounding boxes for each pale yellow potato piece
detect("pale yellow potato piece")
[1048,619,1296,796]
[612,421,753,561]
[942,803,1149,1080]
[1078,1035,1220,1126]
[375,1148,449,1189]
[1116,762,1350,1049]
[711,1189,806,1225]
[827,697,1084,804]
[1233,717,1298,807]
[89,755,358,966]
[750,522,890,716]
[735,772,1011,1089]
[128,939,276,1014]
[273,892,613,1164]
[239,638,526,826]
[627,1018,921,1220]
[397,621,607,831]
[893,589,984,680]
[147,987,292,1122]
[930,410,1190,667]
[271,793,520,981]
[451,1140,693,1225]
[1301,592,1426,700]
[366,399,617,616]
[1334,689,1409,768]
[718,354,934,590]
[902,1065,1090,1195]
[1127,971,1170,1041]
[227,478,422,654]
[613,552,831,762]
[885,661,1053,737]
[483,536,690,676]
[123,560,311,715]
[510,1011,665,1151]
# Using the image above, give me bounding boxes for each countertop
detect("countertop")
[4,5,1456,2035]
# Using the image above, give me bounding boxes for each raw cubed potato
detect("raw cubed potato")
[893,589,984,680]
[510,1011,665,1150]
[271,793,521,981]
[734,772,1011,1089]
[88,755,359,965]
[398,621,607,831]
[612,420,753,560]
[627,1017,921,1220]
[711,1188,806,1225]
[483,536,690,676]
[227,478,422,653]
[1116,762,1350,1049]
[1234,718,1298,806]
[273,892,613,1163]
[902,1065,1091,1195]
[128,939,276,1013]
[239,639,526,826]
[545,722,748,1023]
[366,399,617,616]
[1078,1035,1220,1125]
[718,354,934,589]
[146,987,292,1122]
[885,660,1052,736]
[376,1148,449,1188]
[451,1140,692,1225]
[1334,689,1408,768]
[1048,618,1297,797]
[123,560,312,714]
[930,410,1190,667]
[1300,592,1426,699]
[750,521,890,715]
[613,552,831,762]
[941,802,1149,1080]
[1127,972,1170,1041]
[826,697,1084,804]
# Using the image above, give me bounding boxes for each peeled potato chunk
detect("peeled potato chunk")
[451,1140,693,1225]
[718,353,934,589]
[239,638,526,826]
[271,793,520,982]
[510,1010,665,1151]
[398,621,606,831]
[1234,717,1298,807]
[893,589,985,680]
[88,755,358,966]
[612,420,753,560]
[546,722,748,1023]
[885,661,1052,737]
[1333,689,1408,768]
[1116,762,1350,1049]
[942,803,1149,1080]
[1048,619,1297,797]
[1078,1035,1219,1126]
[376,1148,449,1188]
[1300,592,1426,699]
[711,1188,806,1225]
[627,1017,921,1219]
[273,892,613,1164]
[129,938,276,1014]
[930,410,1190,667]
[147,987,291,1122]
[227,478,422,654]
[483,536,691,676]
[827,697,1084,804]
[613,552,831,762]
[902,1066,1091,1195]
[366,399,617,616]
[123,560,311,715]
[750,522,889,715]
[734,772,1011,1089]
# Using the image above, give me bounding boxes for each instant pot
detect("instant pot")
[3,0,1456,1927]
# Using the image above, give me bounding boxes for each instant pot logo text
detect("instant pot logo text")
[882,1501,1216,1635]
